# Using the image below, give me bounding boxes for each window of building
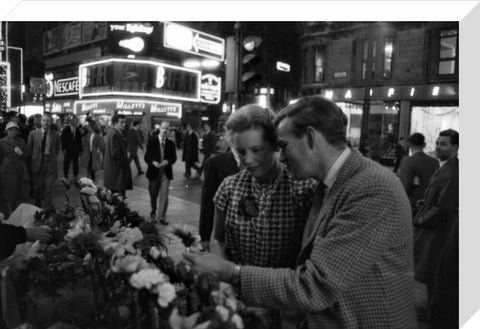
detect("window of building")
[383,37,394,78]
[362,39,376,80]
[438,29,457,75]
[362,39,368,80]
[314,46,325,83]
[303,48,308,84]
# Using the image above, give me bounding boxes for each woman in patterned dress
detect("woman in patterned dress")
[210,104,317,269]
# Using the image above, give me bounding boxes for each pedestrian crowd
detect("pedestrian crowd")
[1,96,459,329]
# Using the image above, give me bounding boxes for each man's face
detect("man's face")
[277,118,311,179]
[435,135,458,161]
[71,117,78,127]
[232,128,276,179]
[42,116,52,130]
[159,122,170,139]
[204,124,210,133]
[34,116,42,128]
[115,118,126,131]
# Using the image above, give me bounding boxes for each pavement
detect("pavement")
[49,148,204,262]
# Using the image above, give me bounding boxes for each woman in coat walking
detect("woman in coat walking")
[0,122,29,216]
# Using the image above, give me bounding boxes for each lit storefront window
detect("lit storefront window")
[383,37,394,78]
[438,29,457,75]
[410,106,459,154]
[337,102,363,148]
[314,46,325,82]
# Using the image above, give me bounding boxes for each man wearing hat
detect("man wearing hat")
[0,121,29,215]
[27,114,61,208]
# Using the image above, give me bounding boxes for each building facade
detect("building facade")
[298,22,459,162]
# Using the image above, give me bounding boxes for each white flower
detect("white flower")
[79,177,95,187]
[149,246,161,260]
[113,244,137,257]
[26,240,43,259]
[65,219,91,240]
[117,227,143,245]
[193,321,211,329]
[109,221,122,234]
[157,282,177,307]
[225,297,238,312]
[215,305,230,322]
[129,268,167,290]
[88,195,100,203]
[231,314,244,329]
[111,255,147,273]
[80,186,97,195]
[82,253,92,265]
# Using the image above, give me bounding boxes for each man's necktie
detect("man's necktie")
[41,131,46,153]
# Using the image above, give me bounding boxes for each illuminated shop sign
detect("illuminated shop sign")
[46,76,79,98]
[79,58,200,102]
[164,22,225,61]
[276,61,291,72]
[200,74,221,104]
[45,100,74,113]
[109,23,154,35]
[0,62,11,109]
[109,23,154,56]
[74,98,182,118]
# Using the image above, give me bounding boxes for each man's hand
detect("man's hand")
[152,161,161,168]
[182,251,236,283]
[25,226,52,244]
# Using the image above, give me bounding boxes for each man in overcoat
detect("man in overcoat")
[27,114,61,208]
[103,114,132,196]
[399,132,439,214]
[185,96,417,329]
[61,115,83,179]
[182,124,200,178]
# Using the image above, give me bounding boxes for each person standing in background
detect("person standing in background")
[182,123,201,178]
[199,122,217,175]
[81,122,105,182]
[0,122,29,216]
[399,132,439,214]
[61,115,83,179]
[393,136,408,174]
[104,114,132,196]
[144,121,177,224]
[127,121,145,175]
[28,114,61,208]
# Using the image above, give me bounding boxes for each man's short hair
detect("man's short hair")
[275,96,347,148]
[439,129,459,146]
[112,114,126,124]
[408,133,425,147]
[133,121,140,127]
[226,104,277,147]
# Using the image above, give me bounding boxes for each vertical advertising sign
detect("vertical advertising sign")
[0,62,11,110]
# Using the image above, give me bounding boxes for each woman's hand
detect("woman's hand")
[182,251,236,283]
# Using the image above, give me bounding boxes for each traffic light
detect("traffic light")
[241,36,262,92]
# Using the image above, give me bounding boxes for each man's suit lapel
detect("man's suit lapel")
[298,150,363,261]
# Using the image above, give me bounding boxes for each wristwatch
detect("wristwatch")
[230,264,242,286]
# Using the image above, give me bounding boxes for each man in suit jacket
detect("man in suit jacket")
[199,122,217,175]
[144,121,176,224]
[61,115,83,179]
[413,129,459,316]
[185,96,416,329]
[198,148,240,243]
[399,132,439,214]
[127,121,145,175]
[27,114,61,208]
[103,114,132,196]
[182,124,200,178]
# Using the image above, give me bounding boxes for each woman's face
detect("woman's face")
[7,127,18,138]
[232,128,276,179]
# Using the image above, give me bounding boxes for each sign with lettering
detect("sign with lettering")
[45,100,74,113]
[46,77,79,98]
[109,23,154,56]
[79,58,200,102]
[74,98,182,118]
[29,77,47,95]
[200,74,221,104]
[163,22,225,61]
